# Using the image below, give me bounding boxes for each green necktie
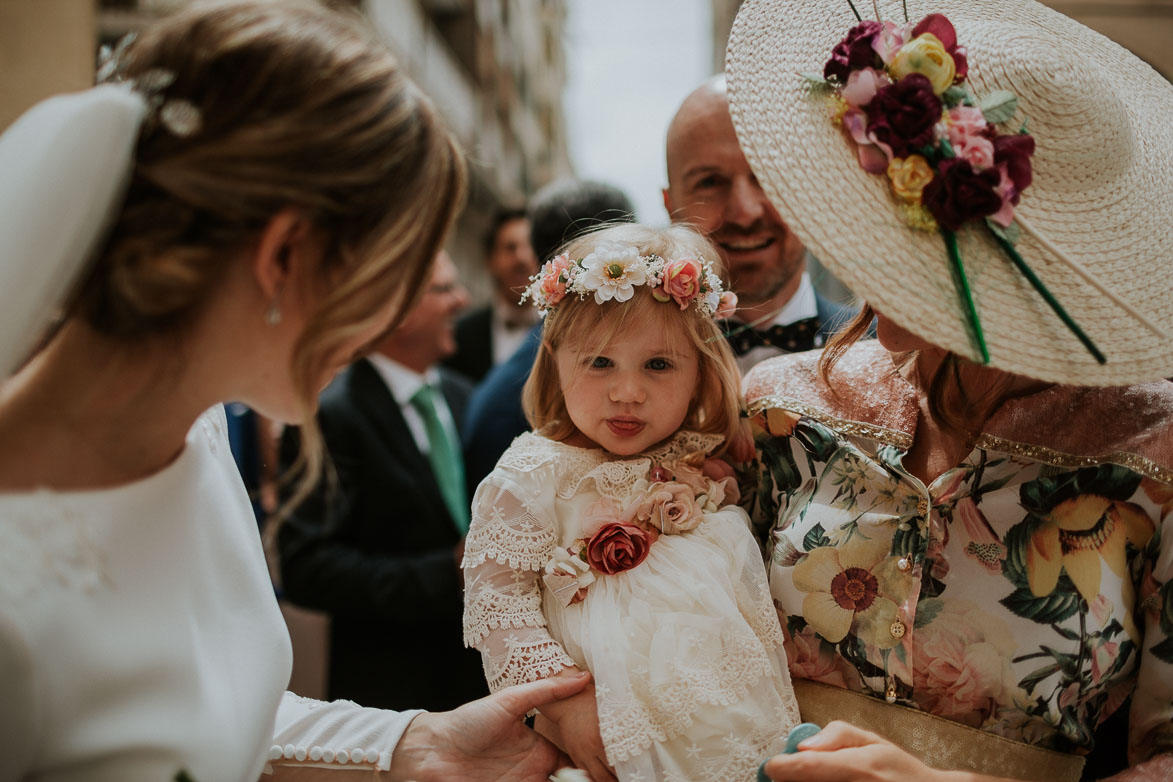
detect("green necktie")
[409,383,470,533]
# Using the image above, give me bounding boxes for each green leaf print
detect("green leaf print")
[1019,465,1142,515]
[794,419,841,462]
[803,523,832,551]
[914,598,944,628]
[1000,584,1080,625]
[1017,660,1062,694]
[759,436,804,495]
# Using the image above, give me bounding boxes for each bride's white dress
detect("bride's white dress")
[0,406,418,781]
[463,431,799,782]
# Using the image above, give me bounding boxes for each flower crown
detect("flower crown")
[521,242,737,319]
[809,7,1104,365]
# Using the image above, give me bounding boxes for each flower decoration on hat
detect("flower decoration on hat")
[521,241,738,319]
[808,6,1105,366]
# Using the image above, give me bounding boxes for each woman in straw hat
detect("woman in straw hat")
[726,0,1173,779]
[0,2,590,780]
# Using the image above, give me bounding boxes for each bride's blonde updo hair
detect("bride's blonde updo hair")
[70,0,466,508]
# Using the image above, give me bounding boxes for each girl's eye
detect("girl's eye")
[590,356,612,369]
[647,357,672,371]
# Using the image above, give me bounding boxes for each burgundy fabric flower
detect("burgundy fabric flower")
[911,13,968,82]
[586,522,653,575]
[824,21,883,82]
[865,74,943,158]
[922,158,1004,231]
[993,134,1035,202]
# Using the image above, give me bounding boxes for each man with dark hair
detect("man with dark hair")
[444,208,539,382]
[461,179,636,489]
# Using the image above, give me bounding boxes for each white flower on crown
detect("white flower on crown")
[578,243,652,304]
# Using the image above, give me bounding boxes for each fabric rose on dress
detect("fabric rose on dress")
[922,158,1003,231]
[865,74,943,159]
[886,155,934,203]
[887,600,1022,727]
[654,258,703,309]
[792,537,912,649]
[890,33,956,94]
[538,253,573,307]
[578,243,647,304]
[543,546,596,607]
[586,522,654,574]
[581,497,624,539]
[910,13,968,82]
[823,20,883,82]
[625,482,703,535]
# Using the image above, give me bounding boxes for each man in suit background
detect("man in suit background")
[444,209,540,383]
[663,74,855,374]
[277,252,489,711]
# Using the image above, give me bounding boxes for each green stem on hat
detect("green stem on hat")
[845,0,862,22]
[942,228,990,364]
[986,225,1107,364]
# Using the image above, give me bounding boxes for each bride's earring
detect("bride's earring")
[265,299,282,326]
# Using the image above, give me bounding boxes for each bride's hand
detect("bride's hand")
[538,675,617,782]
[761,721,1014,782]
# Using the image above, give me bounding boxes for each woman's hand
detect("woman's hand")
[762,721,1013,782]
[537,674,617,782]
[387,672,590,782]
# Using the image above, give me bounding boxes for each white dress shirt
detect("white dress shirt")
[366,353,460,456]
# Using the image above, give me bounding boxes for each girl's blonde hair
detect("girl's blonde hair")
[68,0,466,512]
[522,224,742,453]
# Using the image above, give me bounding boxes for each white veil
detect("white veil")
[0,85,146,377]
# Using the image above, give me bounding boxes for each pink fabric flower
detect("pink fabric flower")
[658,258,703,309]
[539,253,573,306]
[716,291,738,320]
[625,482,703,535]
[872,20,911,65]
[783,624,863,690]
[841,67,887,108]
[586,522,654,574]
[649,465,672,483]
[843,108,891,173]
[947,106,995,171]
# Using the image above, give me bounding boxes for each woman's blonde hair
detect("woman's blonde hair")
[522,223,743,453]
[68,0,466,512]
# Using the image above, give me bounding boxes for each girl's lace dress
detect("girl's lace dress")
[462,431,799,782]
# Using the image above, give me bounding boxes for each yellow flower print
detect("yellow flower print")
[793,537,910,649]
[1027,494,1156,605]
[763,408,801,437]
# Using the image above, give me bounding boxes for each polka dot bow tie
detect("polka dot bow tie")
[722,316,820,357]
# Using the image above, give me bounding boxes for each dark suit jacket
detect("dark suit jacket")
[277,358,488,711]
[443,305,494,383]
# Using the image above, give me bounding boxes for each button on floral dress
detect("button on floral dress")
[746,341,1173,765]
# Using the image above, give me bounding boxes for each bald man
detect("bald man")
[663,75,854,372]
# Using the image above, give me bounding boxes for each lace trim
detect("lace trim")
[462,503,557,571]
[487,635,576,691]
[463,579,547,647]
[652,714,796,782]
[598,631,792,764]
[495,431,726,503]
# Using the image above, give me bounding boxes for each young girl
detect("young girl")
[462,224,799,782]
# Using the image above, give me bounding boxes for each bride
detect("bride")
[0,2,585,780]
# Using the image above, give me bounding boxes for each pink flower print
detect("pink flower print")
[1088,594,1114,628]
[957,497,1006,574]
[1090,639,1120,685]
[783,623,863,690]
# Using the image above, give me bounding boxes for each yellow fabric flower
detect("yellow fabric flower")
[898,202,939,232]
[887,155,934,203]
[793,537,910,649]
[1027,494,1156,605]
[890,33,956,94]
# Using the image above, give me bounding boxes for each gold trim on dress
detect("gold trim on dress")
[977,434,1173,485]
[748,395,914,449]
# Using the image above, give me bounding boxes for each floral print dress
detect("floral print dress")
[746,341,1173,766]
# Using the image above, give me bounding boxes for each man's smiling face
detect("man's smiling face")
[663,81,806,312]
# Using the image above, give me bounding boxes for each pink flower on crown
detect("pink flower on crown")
[716,291,738,320]
[539,253,574,306]
[656,258,704,310]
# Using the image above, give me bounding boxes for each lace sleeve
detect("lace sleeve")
[462,473,576,692]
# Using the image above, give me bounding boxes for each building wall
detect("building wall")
[0,0,96,132]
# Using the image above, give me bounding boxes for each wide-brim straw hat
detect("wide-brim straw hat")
[726,0,1173,385]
